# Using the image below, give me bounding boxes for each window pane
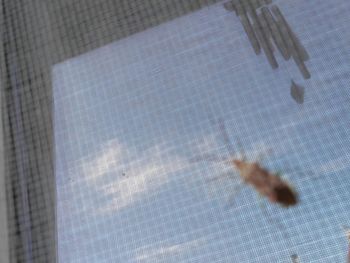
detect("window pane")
[54,1,350,262]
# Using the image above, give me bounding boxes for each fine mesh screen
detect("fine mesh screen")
[2,0,350,262]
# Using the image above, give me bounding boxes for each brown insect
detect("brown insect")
[192,118,299,261]
[233,158,297,207]
[192,118,298,208]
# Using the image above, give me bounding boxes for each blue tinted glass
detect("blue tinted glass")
[54,1,350,262]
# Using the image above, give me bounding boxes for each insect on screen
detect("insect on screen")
[52,0,350,262]
[2,0,350,262]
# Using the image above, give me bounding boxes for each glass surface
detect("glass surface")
[54,0,350,262]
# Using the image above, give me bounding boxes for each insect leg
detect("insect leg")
[259,200,300,262]
[224,181,245,209]
[205,171,233,183]
[280,163,321,182]
[259,199,291,241]
[255,147,273,163]
[216,118,247,160]
[235,137,247,161]
[205,170,239,198]
[189,153,228,164]
[208,116,235,156]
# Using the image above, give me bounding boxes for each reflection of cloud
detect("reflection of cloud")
[79,139,190,214]
[80,139,124,181]
[99,155,188,214]
[318,156,350,174]
[135,238,205,262]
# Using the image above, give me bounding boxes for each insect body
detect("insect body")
[232,159,298,207]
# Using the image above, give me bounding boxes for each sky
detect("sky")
[53,0,350,262]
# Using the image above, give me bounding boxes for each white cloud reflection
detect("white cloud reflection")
[134,238,206,262]
[79,139,190,214]
[318,155,350,174]
[80,139,123,181]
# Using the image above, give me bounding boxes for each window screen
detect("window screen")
[2,0,350,262]
[53,1,350,262]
